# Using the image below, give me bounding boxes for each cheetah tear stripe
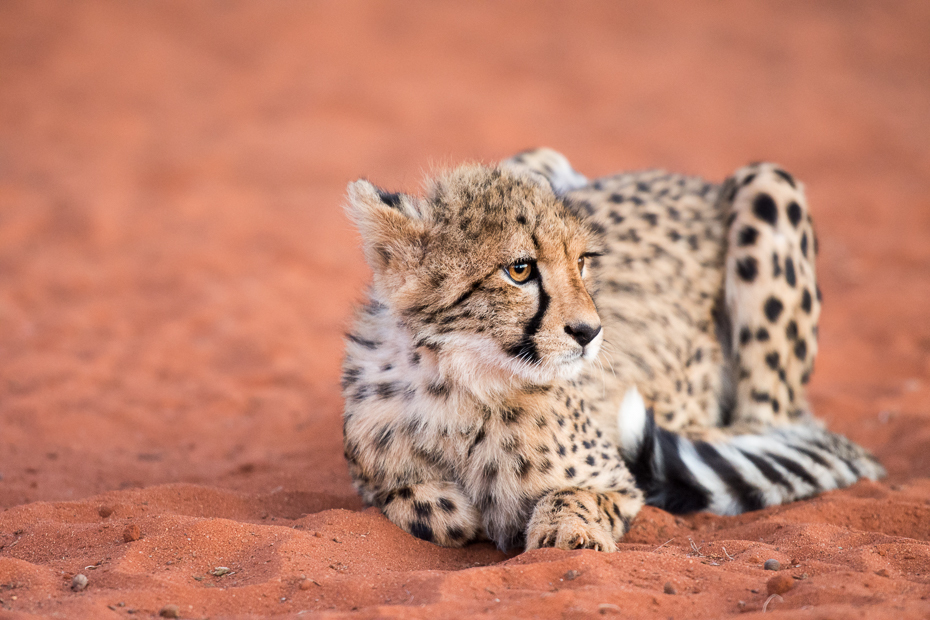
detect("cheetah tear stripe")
[618,405,886,515]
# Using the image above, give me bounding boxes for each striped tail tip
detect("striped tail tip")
[617,389,885,516]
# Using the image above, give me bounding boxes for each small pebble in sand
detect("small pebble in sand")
[98,505,114,518]
[563,570,581,581]
[299,579,314,590]
[159,604,180,618]
[663,582,677,595]
[766,574,794,595]
[763,559,781,571]
[123,524,142,543]
[71,573,89,591]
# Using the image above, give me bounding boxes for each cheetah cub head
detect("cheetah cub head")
[347,164,604,393]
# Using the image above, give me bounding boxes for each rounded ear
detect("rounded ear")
[345,180,428,277]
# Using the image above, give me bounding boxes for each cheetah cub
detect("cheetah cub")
[341,149,884,552]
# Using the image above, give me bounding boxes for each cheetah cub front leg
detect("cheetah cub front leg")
[525,488,642,552]
[723,163,821,425]
[375,480,484,548]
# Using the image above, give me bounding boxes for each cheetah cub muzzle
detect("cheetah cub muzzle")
[341,148,884,552]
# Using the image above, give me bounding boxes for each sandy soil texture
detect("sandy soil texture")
[1,1,929,618]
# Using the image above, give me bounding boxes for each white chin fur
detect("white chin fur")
[436,333,593,395]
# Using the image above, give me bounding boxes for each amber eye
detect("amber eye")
[507,262,534,283]
[577,256,586,273]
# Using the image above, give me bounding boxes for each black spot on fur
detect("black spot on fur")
[756,327,770,342]
[347,333,379,349]
[438,497,456,513]
[375,382,400,399]
[397,487,413,499]
[784,257,796,287]
[426,382,450,399]
[772,253,781,278]
[565,466,576,479]
[741,173,757,187]
[501,407,523,424]
[414,501,433,518]
[786,320,798,340]
[800,232,809,258]
[736,257,758,282]
[374,426,393,451]
[794,339,808,360]
[775,169,796,188]
[787,201,802,228]
[738,226,759,246]
[739,327,752,345]
[409,521,434,542]
[764,297,784,323]
[752,193,778,226]
[765,351,780,370]
[801,289,813,313]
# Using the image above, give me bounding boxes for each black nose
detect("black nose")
[564,322,601,347]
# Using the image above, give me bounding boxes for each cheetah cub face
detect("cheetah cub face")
[347,164,604,392]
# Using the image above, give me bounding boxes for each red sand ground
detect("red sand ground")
[1,1,929,618]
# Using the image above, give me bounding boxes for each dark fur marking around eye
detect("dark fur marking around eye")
[505,277,551,363]
[752,193,778,226]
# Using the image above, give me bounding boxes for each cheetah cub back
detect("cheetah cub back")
[341,150,884,552]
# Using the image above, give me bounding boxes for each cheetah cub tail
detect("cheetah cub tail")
[617,387,885,516]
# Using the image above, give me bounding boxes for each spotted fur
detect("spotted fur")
[341,149,884,552]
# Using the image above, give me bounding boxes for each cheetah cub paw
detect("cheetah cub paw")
[525,489,619,552]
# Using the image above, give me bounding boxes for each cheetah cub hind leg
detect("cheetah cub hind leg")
[501,147,589,195]
[618,387,885,516]
[722,163,821,425]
